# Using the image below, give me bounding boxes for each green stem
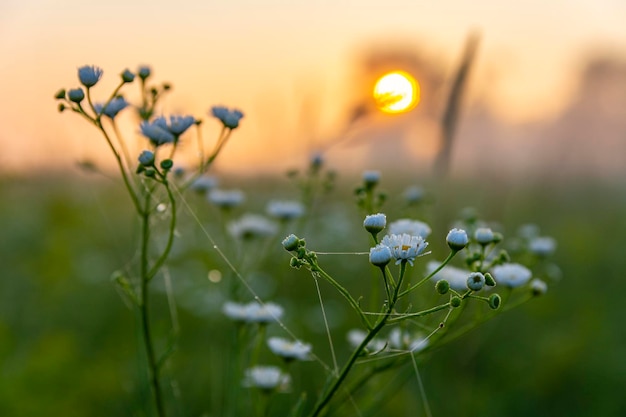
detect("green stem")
[139,192,166,417]
[399,250,457,297]
[147,182,177,281]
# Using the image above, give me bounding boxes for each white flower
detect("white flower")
[228,214,278,239]
[244,302,284,323]
[243,366,290,391]
[363,213,386,234]
[267,337,312,361]
[380,233,428,266]
[347,329,387,352]
[190,176,218,193]
[403,185,424,204]
[529,236,556,257]
[467,272,485,291]
[388,328,429,352]
[491,263,532,288]
[222,301,248,321]
[266,200,305,221]
[369,244,392,267]
[362,170,380,185]
[446,228,469,251]
[427,261,468,291]
[474,227,495,244]
[388,219,431,239]
[208,189,245,208]
[530,278,548,295]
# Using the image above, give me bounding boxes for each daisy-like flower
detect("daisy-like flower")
[388,328,429,353]
[167,115,196,136]
[244,302,284,323]
[347,329,387,352]
[491,263,532,288]
[78,65,103,87]
[211,106,244,129]
[388,219,431,239]
[380,233,428,266]
[243,366,291,391]
[208,189,245,208]
[427,261,469,291]
[529,236,556,257]
[266,200,305,221]
[96,96,129,119]
[227,214,277,240]
[222,301,248,322]
[140,120,176,146]
[190,175,218,193]
[267,337,312,361]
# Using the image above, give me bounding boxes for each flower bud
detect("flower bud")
[450,296,462,308]
[289,257,303,269]
[530,278,548,296]
[138,150,155,166]
[446,228,469,251]
[282,234,300,251]
[484,272,496,287]
[121,69,135,83]
[68,88,85,103]
[138,65,151,80]
[144,168,156,177]
[474,227,495,245]
[467,272,485,291]
[362,170,380,187]
[57,103,66,113]
[54,89,66,100]
[488,294,501,310]
[78,65,103,88]
[435,279,449,295]
[160,159,174,170]
[369,244,392,267]
[363,213,386,234]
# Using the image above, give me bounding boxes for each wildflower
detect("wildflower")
[211,106,244,129]
[281,234,301,251]
[388,219,431,239]
[347,329,387,352]
[78,65,103,87]
[388,328,428,352]
[68,88,85,103]
[362,170,381,187]
[138,150,155,166]
[467,272,486,291]
[208,189,245,209]
[427,261,468,291]
[380,233,428,266]
[190,175,218,193]
[244,302,284,323]
[310,152,324,169]
[530,278,548,295]
[137,65,151,80]
[222,301,248,322]
[369,244,392,267]
[99,96,129,119]
[363,213,386,234]
[167,115,196,136]
[404,185,424,204]
[266,200,305,221]
[446,228,469,251]
[491,263,532,288]
[529,236,556,257]
[475,227,495,245]
[243,366,290,391]
[121,69,135,83]
[267,337,312,361]
[140,120,175,146]
[228,214,277,239]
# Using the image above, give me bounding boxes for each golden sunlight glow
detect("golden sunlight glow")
[373,71,420,113]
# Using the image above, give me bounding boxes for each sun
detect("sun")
[373,71,420,114]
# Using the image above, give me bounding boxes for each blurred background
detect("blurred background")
[1,0,626,416]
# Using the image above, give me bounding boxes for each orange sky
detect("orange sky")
[1,0,625,173]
